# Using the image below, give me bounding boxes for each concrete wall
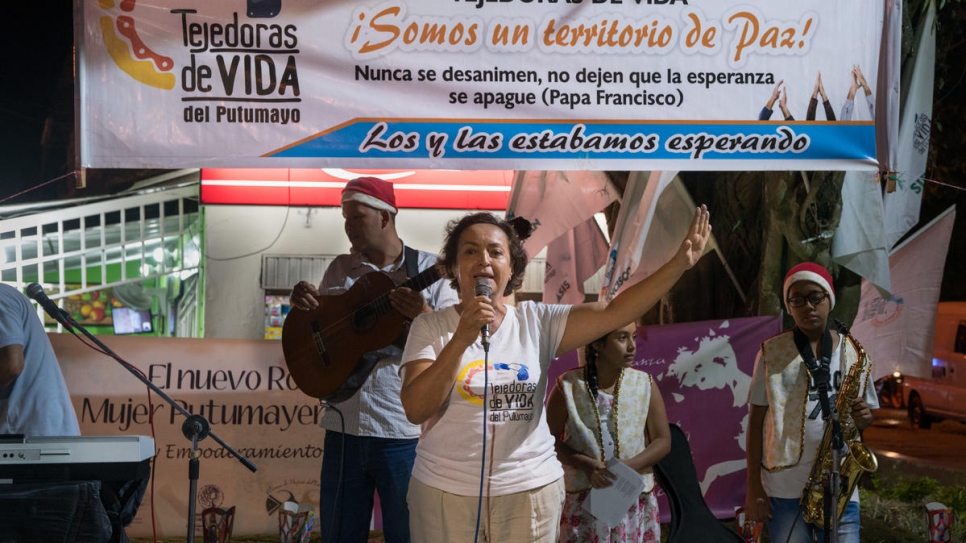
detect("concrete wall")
[203,205,479,339]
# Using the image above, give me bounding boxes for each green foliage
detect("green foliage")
[873,472,966,515]
[869,470,887,493]
[936,483,966,514]
[879,476,941,503]
[862,477,966,542]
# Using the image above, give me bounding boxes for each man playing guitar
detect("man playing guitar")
[288,176,458,543]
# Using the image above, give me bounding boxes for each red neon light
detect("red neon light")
[200,168,514,210]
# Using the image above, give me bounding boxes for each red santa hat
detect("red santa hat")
[341,176,397,214]
[783,262,836,310]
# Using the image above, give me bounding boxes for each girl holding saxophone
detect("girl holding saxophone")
[744,262,878,543]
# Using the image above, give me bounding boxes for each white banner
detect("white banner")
[79,0,886,170]
[851,206,956,380]
[51,334,323,538]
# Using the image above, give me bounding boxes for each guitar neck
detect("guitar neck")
[369,267,441,318]
[401,266,441,293]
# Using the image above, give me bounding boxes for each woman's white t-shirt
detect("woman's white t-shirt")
[402,301,571,496]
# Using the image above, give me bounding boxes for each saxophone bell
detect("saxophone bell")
[849,440,879,473]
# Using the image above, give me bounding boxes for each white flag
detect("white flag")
[883,1,936,248]
[543,218,609,305]
[507,171,617,259]
[600,171,673,301]
[851,206,955,380]
[600,172,731,303]
[875,0,901,174]
[832,172,891,296]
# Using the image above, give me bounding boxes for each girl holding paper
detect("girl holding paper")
[547,322,671,543]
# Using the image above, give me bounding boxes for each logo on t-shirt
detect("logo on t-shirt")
[807,368,844,421]
[456,359,535,417]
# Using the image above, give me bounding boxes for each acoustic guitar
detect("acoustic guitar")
[281,266,441,401]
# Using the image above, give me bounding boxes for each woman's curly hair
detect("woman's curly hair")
[438,212,530,297]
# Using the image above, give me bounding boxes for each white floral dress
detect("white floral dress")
[558,390,661,543]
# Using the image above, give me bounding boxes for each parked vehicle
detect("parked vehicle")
[903,302,966,429]
[875,371,905,408]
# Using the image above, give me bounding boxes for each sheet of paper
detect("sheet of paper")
[581,458,646,527]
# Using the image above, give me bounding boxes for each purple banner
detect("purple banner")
[548,315,782,521]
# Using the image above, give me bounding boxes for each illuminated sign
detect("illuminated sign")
[200,168,514,210]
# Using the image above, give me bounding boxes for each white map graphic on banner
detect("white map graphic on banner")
[659,326,751,496]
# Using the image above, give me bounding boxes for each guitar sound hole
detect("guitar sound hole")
[352,307,377,332]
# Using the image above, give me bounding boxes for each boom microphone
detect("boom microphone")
[26,283,69,326]
[475,278,492,351]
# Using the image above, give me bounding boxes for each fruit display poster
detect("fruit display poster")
[48,287,124,326]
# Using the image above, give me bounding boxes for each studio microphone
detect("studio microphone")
[26,283,69,326]
[475,278,492,351]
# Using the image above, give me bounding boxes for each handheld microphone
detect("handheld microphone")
[475,278,492,351]
[26,283,69,326]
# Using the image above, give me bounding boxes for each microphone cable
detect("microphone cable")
[472,346,489,543]
[783,509,804,543]
[472,277,492,543]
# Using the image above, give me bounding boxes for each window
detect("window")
[1,185,202,336]
[956,322,966,354]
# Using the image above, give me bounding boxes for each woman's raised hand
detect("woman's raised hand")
[674,205,711,270]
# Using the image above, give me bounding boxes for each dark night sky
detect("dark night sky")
[1,3,74,204]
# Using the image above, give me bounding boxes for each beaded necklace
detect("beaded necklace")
[585,368,624,461]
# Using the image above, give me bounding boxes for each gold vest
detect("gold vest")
[557,367,655,492]
[760,331,858,470]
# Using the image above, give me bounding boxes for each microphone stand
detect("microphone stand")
[810,358,841,543]
[827,425,843,543]
[183,414,210,543]
[51,308,257,543]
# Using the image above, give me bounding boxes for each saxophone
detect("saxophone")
[800,320,879,526]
